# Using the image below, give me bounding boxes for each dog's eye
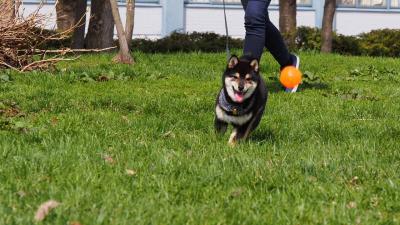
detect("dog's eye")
[246,77,252,82]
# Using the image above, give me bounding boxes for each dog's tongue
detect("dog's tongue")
[235,92,244,103]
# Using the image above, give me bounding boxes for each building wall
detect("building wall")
[336,10,400,35]
[184,5,400,37]
[184,6,245,38]
[19,1,400,39]
[20,3,57,29]
[20,2,163,38]
[115,4,162,38]
[184,6,315,38]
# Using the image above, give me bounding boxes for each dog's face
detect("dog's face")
[223,56,259,103]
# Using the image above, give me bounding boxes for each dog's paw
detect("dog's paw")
[228,140,237,147]
[228,130,237,147]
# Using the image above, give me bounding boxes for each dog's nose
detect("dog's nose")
[238,86,244,91]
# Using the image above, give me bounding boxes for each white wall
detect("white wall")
[19,3,400,39]
[20,3,57,30]
[184,7,315,38]
[19,3,163,38]
[268,9,315,28]
[184,7,245,38]
[335,11,400,35]
[116,5,162,38]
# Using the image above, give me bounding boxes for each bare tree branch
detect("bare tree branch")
[21,56,80,72]
[0,2,78,72]
[34,46,117,54]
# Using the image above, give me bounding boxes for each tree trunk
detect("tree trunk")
[321,0,337,53]
[109,0,133,64]
[85,0,115,49]
[0,0,15,25]
[56,0,87,49]
[125,0,135,49]
[279,0,297,50]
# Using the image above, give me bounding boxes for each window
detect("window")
[117,0,159,3]
[337,0,356,7]
[270,0,313,5]
[187,0,312,6]
[23,0,159,3]
[297,0,313,5]
[392,0,400,8]
[358,0,386,7]
[337,0,400,8]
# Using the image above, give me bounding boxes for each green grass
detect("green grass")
[1,51,400,225]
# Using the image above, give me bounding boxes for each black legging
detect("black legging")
[241,0,291,67]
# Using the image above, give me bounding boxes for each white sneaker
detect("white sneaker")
[285,54,300,93]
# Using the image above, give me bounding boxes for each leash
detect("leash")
[222,0,231,61]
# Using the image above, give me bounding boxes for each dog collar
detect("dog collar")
[218,89,254,116]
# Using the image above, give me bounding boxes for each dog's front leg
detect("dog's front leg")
[215,117,228,135]
[240,108,265,140]
[229,125,250,147]
[231,121,253,146]
[228,128,238,147]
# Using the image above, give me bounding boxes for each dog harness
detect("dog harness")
[218,89,255,116]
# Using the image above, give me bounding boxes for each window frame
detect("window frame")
[21,0,160,5]
[390,0,400,8]
[185,0,313,7]
[337,0,400,9]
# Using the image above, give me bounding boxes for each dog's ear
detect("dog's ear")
[228,55,239,69]
[250,59,259,72]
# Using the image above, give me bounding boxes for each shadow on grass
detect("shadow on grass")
[248,128,275,144]
[266,80,329,93]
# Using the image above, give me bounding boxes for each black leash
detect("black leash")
[222,0,231,61]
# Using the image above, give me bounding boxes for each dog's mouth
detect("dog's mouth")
[233,88,246,103]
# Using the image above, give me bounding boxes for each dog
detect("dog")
[214,55,268,146]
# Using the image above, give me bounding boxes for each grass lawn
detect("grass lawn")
[1,51,400,224]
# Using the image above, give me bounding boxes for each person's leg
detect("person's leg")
[241,0,292,66]
[241,0,300,92]
[264,12,293,68]
[241,0,269,60]
[264,10,300,92]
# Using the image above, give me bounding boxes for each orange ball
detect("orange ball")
[280,66,302,89]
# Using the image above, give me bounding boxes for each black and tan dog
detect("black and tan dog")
[215,55,268,146]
